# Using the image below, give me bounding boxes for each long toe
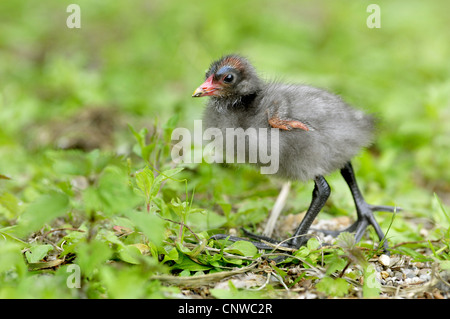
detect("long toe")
[209,233,286,250]
[310,222,358,237]
[369,204,401,213]
[352,204,392,253]
[310,205,393,253]
[210,230,297,251]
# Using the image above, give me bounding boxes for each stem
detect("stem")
[160,217,200,242]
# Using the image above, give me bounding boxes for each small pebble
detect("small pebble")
[380,271,390,280]
[418,269,430,276]
[405,277,421,284]
[420,274,431,282]
[379,254,391,267]
[394,271,403,280]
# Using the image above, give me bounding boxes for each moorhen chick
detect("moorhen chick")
[192,54,398,251]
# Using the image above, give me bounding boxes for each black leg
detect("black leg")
[339,161,399,252]
[289,175,330,248]
[210,162,399,253]
[210,175,330,250]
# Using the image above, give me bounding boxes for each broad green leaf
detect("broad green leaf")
[0,192,21,219]
[187,210,226,231]
[76,240,112,278]
[118,245,144,264]
[0,242,27,276]
[224,240,257,257]
[325,253,348,275]
[83,165,142,215]
[171,254,211,271]
[124,210,165,246]
[48,150,91,176]
[294,246,310,258]
[135,166,154,199]
[336,232,356,250]
[25,244,54,263]
[151,167,184,198]
[162,246,179,264]
[316,276,350,298]
[14,192,69,237]
[307,237,320,251]
[128,125,148,150]
[217,201,232,219]
[130,243,150,254]
[99,266,146,298]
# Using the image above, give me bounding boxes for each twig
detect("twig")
[152,261,260,286]
[271,272,290,291]
[263,181,291,237]
[256,273,272,291]
[339,261,352,278]
[160,217,200,242]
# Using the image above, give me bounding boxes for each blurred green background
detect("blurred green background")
[0,0,449,299]
[1,0,449,203]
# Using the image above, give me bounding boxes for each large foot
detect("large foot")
[331,161,401,253]
[210,176,330,252]
[211,176,330,252]
[311,203,399,252]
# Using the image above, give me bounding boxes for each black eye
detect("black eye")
[223,74,234,83]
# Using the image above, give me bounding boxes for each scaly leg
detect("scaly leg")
[318,162,399,252]
[210,176,330,250]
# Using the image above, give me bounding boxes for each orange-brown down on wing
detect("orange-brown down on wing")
[268,114,309,131]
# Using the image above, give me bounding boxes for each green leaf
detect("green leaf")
[316,276,350,297]
[128,125,149,160]
[307,237,320,251]
[336,232,356,250]
[325,253,348,275]
[76,240,112,278]
[171,254,211,271]
[0,242,27,276]
[163,114,180,142]
[217,201,232,220]
[151,167,184,198]
[0,192,21,219]
[48,150,91,176]
[124,210,165,246]
[187,210,226,231]
[224,240,257,257]
[25,244,54,263]
[294,246,310,258]
[99,266,147,298]
[14,192,69,237]
[135,166,154,200]
[118,245,143,264]
[161,246,180,264]
[83,165,142,215]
